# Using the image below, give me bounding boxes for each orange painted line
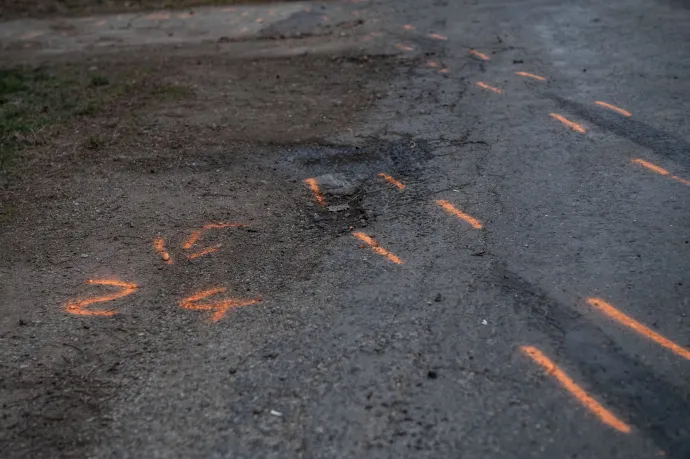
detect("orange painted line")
[521,346,631,433]
[65,279,137,316]
[378,173,406,190]
[435,200,483,229]
[439,68,449,74]
[587,297,690,361]
[631,158,669,176]
[550,113,586,133]
[396,44,414,52]
[469,49,490,60]
[476,81,503,94]
[671,175,690,187]
[304,178,326,206]
[181,287,261,322]
[595,101,632,117]
[403,24,416,30]
[352,232,403,265]
[515,71,546,81]
[153,236,173,264]
[426,60,439,68]
[183,229,203,249]
[186,246,219,260]
[429,33,448,41]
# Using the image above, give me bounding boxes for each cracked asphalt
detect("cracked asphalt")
[1,0,689,457]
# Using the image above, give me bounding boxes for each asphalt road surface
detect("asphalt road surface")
[1,0,689,458]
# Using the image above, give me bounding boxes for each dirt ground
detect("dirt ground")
[0,0,299,21]
[0,33,398,457]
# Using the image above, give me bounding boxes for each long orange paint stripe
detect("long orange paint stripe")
[304,178,326,206]
[469,49,490,60]
[515,71,546,81]
[595,101,632,117]
[436,200,483,229]
[203,223,243,230]
[153,236,173,264]
[587,297,690,361]
[521,345,631,433]
[378,173,406,189]
[429,33,448,41]
[550,113,586,133]
[396,43,414,52]
[353,232,403,265]
[476,82,503,94]
[632,158,690,187]
[631,158,669,176]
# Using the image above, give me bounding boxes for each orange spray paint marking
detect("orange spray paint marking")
[304,178,326,206]
[177,12,193,19]
[550,113,586,133]
[521,345,631,433]
[153,236,172,264]
[595,101,632,117]
[632,158,669,176]
[426,60,439,68]
[516,71,546,81]
[429,33,448,41]
[180,287,261,322]
[476,82,503,94]
[671,175,690,186]
[182,223,243,250]
[186,246,220,260]
[436,200,483,229]
[378,173,406,190]
[65,279,137,316]
[145,12,171,20]
[587,297,690,361]
[403,24,416,30]
[469,49,490,60]
[352,232,404,265]
[396,44,414,52]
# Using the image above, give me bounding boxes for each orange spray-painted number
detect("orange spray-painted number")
[180,287,261,322]
[521,345,631,433]
[65,279,138,316]
[587,297,690,361]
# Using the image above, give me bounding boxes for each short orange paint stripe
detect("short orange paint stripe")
[186,246,219,260]
[587,297,690,361]
[378,173,406,189]
[429,33,448,41]
[181,287,227,308]
[521,345,631,434]
[396,43,414,52]
[550,113,586,133]
[595,101,632,117]
[515,71,546,81]
[203,223,243,230]
[153,236,173,264]
[403,24,416,30]
[469,49,490,60]
[183,229,203,249]
[476,82,503,94]
[353,232,403,265]
[436,200,483,229]
[632,158,669,176]
[304,178,326,206]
